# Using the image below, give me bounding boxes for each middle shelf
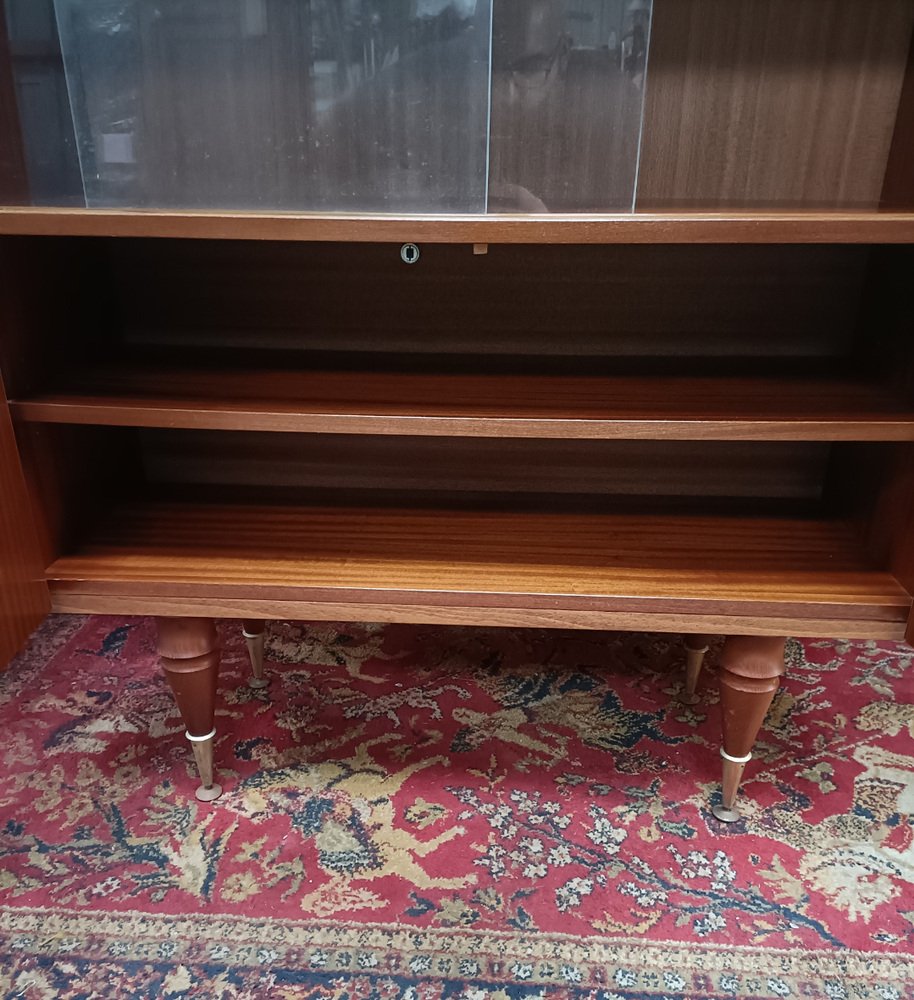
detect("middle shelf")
[12,363,914,441]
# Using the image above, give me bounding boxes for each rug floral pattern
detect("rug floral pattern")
[0,615,913,998]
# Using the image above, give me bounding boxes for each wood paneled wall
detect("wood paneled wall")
[637,0,914,209]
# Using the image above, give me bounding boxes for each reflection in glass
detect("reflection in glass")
[487,0,652,213]
[2,0,81,203]
[49,0,491,212]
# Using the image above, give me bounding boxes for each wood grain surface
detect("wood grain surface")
[46,592,908,642]
[638,0,914,209]
[110,241,866,363]
[44,500,911,629]
[14,368,914,441]
[139,433,829,503]
[1,208,914,243]
[0,374,48,665]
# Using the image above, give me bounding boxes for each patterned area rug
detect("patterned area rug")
[0,615,913,999]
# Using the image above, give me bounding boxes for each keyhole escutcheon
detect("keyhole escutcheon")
[400,243,420,264]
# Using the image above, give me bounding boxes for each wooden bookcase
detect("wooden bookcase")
[0,217,911,634]
[1,0,913,816]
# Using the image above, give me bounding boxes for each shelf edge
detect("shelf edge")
[48,588,910,640]
[3,208,914,243]
[13,400,914,442]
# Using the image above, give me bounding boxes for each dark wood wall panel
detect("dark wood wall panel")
[113,241,868,362]
[142,431,830,504]
[637,0,914,209]
[0,237,113,397]
[13,423,139,569]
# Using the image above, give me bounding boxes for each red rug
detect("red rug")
[0,615,913,998]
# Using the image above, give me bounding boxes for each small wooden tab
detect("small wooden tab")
[472,243,488,255]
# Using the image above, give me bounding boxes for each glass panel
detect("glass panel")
[3,0,913,214]
[48,0,491,212]
[487,0,652,212]
[2,0,82,204]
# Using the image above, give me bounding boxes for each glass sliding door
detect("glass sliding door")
[49,0,492,211]
[1,0,81,204]
[3,0,914,213]
[488,0,652,212]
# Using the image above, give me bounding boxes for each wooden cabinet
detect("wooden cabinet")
[0,213,912,814]
[0,222,910,635]
[1,1,913,816]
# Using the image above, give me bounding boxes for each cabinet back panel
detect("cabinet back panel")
[639,0,914,209]
[112,241,867,360]
[141,431,829,503]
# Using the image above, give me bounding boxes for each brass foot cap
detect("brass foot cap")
[249,677,269,690]
[195,783,223,803]
[712,803,740,823]
[680,692,700,706]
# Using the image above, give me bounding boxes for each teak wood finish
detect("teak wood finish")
[2,1,914,819]
[44,502,911,632]
[0,375,49,666]
[2,207,914,244]
[155,617,222,802]
[14,369,914,441]
[638,0,914,209]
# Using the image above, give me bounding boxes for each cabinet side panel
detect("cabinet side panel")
[0,373,49,666]
[637,0,914,209]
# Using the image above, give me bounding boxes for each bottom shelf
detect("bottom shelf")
[45,499,912,639]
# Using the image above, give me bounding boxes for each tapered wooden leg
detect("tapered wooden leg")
[682,633,712,705]
[242,619,268,689]
[713,635,786,822]
[156,617,222,802]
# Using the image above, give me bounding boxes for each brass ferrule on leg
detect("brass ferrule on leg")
[712,749,751,823]
[187,730,222,802]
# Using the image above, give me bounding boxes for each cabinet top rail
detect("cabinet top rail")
[1,208,914,244]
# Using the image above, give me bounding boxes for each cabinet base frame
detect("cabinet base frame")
[51,591,908,642]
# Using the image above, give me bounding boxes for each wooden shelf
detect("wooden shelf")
[2,207,914,244]
[13,368,914,441]
[46,499,911,638]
